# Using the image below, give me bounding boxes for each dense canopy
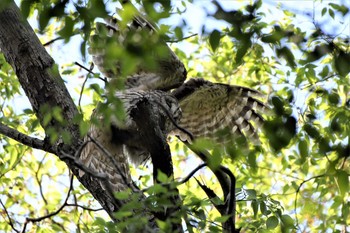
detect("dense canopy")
[0,0,349,232]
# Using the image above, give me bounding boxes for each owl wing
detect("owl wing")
[88,14,187,91]
[171,78,267,143]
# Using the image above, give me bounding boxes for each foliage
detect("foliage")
[0,0,349,232]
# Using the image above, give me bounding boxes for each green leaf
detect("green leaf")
[79,120,89,136]
[318,65,329,78]
[266,216,279,229]
[156,170,169,183]
[235,40,251,65]
[23,108,34,114]
[304,124,320,139]
[334,51,350,76]
[336,170,349,198]
[52,107,63,123]
[208,147,222,170]
[298,140,308,162]
[209,29,221,52]
[8,147,19,168]
[246,189,257,198]
[276,46,296,68]
[271,96,284,115]
[260,201,268,215]
[261,31,284,44]
[58,16,74,41]
[39,10,50,32]
[114,211,133,219]
[90,0,108,18]
[328,92,340,105]
[281,214,294,227]
[61,130,71,144]
[94,217,106,226]
[214,215,231,223]
[329,3,349,16]
[20,0,34,18]
[306,44,332,63]
[251,200,258,218]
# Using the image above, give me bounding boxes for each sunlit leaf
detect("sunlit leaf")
[336,170,349,198]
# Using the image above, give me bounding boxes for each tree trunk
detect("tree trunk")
[0,1,159,228]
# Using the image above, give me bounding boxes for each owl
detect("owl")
[79,13,266,193]
[79,90,182,191]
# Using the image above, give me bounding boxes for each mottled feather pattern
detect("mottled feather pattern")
[79,111,132,192]
[172,78,266,142]
[79,90,181,190]
[89,17,187,91]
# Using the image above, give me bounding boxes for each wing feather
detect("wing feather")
[172,78,267,143]
[88,15,187,91]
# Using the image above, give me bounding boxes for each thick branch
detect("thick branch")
[184,142,238,233]
[131,98,183,232]
[0,122,55,153]
[0,2,78,138]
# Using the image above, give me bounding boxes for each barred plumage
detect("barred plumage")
[172,78,266,143]
[79,110,132,192]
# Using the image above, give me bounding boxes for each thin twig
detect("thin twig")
[140,163,207,193]
[74,62,107,82]
[301,74,339,89]
[183,142,237,232]
[59,143,122,200]
[65,203,104,212]
[35,154,49,205]
[43,37,63,46]
[77,62,94,113]
[294,174,328,230]
[22,175,74,233]
[58,151,108,181]
[219,166,236,216]
[167,33,198,43]
[0,199,20,233]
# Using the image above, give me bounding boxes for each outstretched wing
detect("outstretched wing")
[171,78,266,143]
[88,14,187,91]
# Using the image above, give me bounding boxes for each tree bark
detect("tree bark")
[0,1,159,227]
[131,98,183,232]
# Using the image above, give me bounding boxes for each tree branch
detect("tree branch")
[21,176,74,233]
[0,122,55,154]
[0,198,20,233]
[184,142,239,233]
[131,97,184,232]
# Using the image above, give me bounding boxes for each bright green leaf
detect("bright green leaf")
[336,170,349,198]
